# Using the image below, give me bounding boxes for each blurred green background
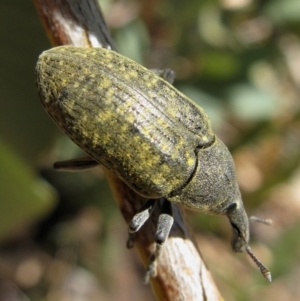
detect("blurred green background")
[1,0,300,300]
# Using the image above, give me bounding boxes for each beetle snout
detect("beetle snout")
[227,204,250,252]
[231,223,247,252]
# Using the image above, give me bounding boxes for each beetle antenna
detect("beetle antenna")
[244,242,272,282]
[249,216,272,225]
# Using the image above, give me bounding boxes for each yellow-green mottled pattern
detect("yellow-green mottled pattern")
[36,46,215,198]
[35,46,254,255]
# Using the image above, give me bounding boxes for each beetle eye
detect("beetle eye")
[226,202,238,215]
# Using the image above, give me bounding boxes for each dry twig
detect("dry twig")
[33,0,224,299]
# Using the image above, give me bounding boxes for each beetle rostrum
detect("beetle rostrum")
[35,46,271,282]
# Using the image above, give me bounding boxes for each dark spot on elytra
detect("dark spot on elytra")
[57,88,69,102]
[82,75,92,84]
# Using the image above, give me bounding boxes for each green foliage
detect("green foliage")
[0,139,56,240]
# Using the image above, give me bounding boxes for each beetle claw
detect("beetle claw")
[144,253,157,284]
[126,233,135,249]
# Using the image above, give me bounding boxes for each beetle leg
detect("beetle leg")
[155,199,174,246]
[53,156,99,171]
[249,216,272,225]
[151,69,176,84]
[145,199,174,283]
[126,199,157,248]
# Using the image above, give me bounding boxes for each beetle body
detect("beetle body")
[36,46,248,249]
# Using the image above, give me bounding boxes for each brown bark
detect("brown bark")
[33,0,224,299]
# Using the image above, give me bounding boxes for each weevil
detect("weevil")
[35,46,271,282]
